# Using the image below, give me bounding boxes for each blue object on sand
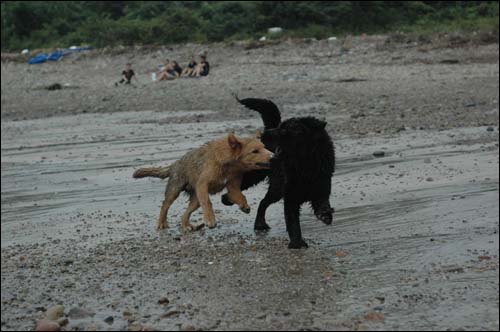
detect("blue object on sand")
[28,53,49,64]
[28,46,93,64]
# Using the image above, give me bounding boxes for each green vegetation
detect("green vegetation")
[1,1,498,51]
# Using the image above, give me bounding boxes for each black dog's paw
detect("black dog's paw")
[254,222,271,231]
[288,239,308,249]
[240,206,251,214]
[315,208,334,225]
[221,194,234,206]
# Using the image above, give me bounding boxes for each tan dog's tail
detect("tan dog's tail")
[133,166,171,179]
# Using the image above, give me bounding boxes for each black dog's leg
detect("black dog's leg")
[284,198,308,249]
[255,190,282,231]
[312,199,334,225]
[255,174,283,231]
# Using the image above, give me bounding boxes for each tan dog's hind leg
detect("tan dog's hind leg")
[157,183,181,230]
[226,177,251,213]
[181,195,200,232]
[196,181,217,228]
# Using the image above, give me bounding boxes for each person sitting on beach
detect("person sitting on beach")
[157,60,182,81]
[192,54,210,77]
[181,56,197,77]
[116,63,136,85]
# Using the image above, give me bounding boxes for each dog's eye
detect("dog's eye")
[252,149,259,154]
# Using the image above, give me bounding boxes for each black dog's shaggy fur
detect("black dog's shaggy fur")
[222,98,335,249]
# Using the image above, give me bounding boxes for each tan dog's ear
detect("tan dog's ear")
[255,130,262,139]
[228,133,242,150]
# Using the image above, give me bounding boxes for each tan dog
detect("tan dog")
[133,133,273,231]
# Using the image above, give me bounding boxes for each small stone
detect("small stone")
[335,250,348,258]
[423,158,431,164]
[426,177,434,182]
[160,310,180,319]
[158,297,169,305]
[57,318,68,327]
[63,259,74,266]
[181,324,199,331]
[68,307,95,319]
[104,316,114,325]
[36,319,60,331]
[365,311,385,322]
[373,151,385,157]
[486,126,494,132]
[46,305,65,321]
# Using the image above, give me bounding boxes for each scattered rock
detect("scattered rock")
[365,311,385,322]
[36,319,60,331]
[46,305,65,321]
[68,307,95,319]
[104,316,114,325]
[63,259,74,266]
[335,250,348,258]
[442,265,464,273]
[426,177,434,182]
[373,151,385,157]
[57,318,68,327]
[46,83,62,91]
[486,126,495,132]
[158,297,170,305]
[160,310,180,319]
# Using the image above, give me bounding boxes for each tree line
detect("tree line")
[1,1,498,50]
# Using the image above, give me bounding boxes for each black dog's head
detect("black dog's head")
[262,117,328,153]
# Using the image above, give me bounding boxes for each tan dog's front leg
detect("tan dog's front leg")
[226,177,251,214]
[196,181,217,228]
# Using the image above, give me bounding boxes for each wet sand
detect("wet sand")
[1,37,499,331]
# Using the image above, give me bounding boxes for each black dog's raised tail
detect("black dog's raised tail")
[237,97,281,129]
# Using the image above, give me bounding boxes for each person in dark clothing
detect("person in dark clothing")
[171,60,182,77]
[193,55,210,77]
[116,63,136,85]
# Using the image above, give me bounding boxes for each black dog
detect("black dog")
[222,98,335,249]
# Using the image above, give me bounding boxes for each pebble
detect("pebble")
[486,126,494,132]
[46,305,65,321]
[426,177,434,182]
[373,151,385,157]
[36,319,60,331]
[160,310,180,318]
[158,297,170,305]
[104,316,114,325]
[57,318,68,327]
[68,307,95,319]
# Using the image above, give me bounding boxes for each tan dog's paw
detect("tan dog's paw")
[205,220,217,229]
[157,220,169,230]
[182,223,195,232]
